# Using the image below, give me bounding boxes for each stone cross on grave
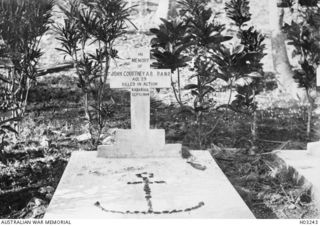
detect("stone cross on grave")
[98,48,181,158]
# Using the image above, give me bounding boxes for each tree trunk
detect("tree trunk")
[154,0,170,25]
[251,111,258,142]
[307,104,312,138]
[268,0,306,100]
[168,0,178,18]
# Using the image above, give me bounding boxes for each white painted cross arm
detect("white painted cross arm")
[109,69,171,89]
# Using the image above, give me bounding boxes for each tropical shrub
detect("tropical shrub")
[55,0,134,148]
[0,0,53,158]
[283,2,320,138]
[151,0,233,148]
[218,0,266,149]
[150,18,192,106]
[151,0,266,149]
[179,0,232,148]
[0,0,54,119]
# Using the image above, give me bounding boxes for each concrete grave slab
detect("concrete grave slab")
[98,129,181,158]
[46,47,254,219]
[308,141,320,157]
[45,151,255,219]
[275,149,320,209]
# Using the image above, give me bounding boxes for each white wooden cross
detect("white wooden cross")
[98,48,181,158]
[109,48,171,131]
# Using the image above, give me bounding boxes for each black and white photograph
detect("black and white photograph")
[0,0,320,222]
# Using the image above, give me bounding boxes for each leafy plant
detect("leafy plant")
[283,4,320,138]
[0,0,53,158]
[151,0,265,149]
[0,116,20,155]
[178,0,210,18]
[151,0,234,148]
[0,0,54,119]
[185,1,233,149]
[232,28,266,116]
[277,0,294,8]
[185,3,230,48]
[0,59,20,158]
[150,18,192,106]
[225,0,251,27]
[218,0,266,149]
[171,0,231,148]
[55,0,134,148]
[298,0,318,7]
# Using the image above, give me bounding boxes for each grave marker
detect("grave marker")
[45,151,255,218]
[98,48,181,158]
[45,46,255,219]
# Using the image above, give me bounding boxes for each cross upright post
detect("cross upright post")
[130,49,152,131]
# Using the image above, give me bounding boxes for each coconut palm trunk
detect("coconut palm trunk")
[154,0,170,25]
[268,0,305,100]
